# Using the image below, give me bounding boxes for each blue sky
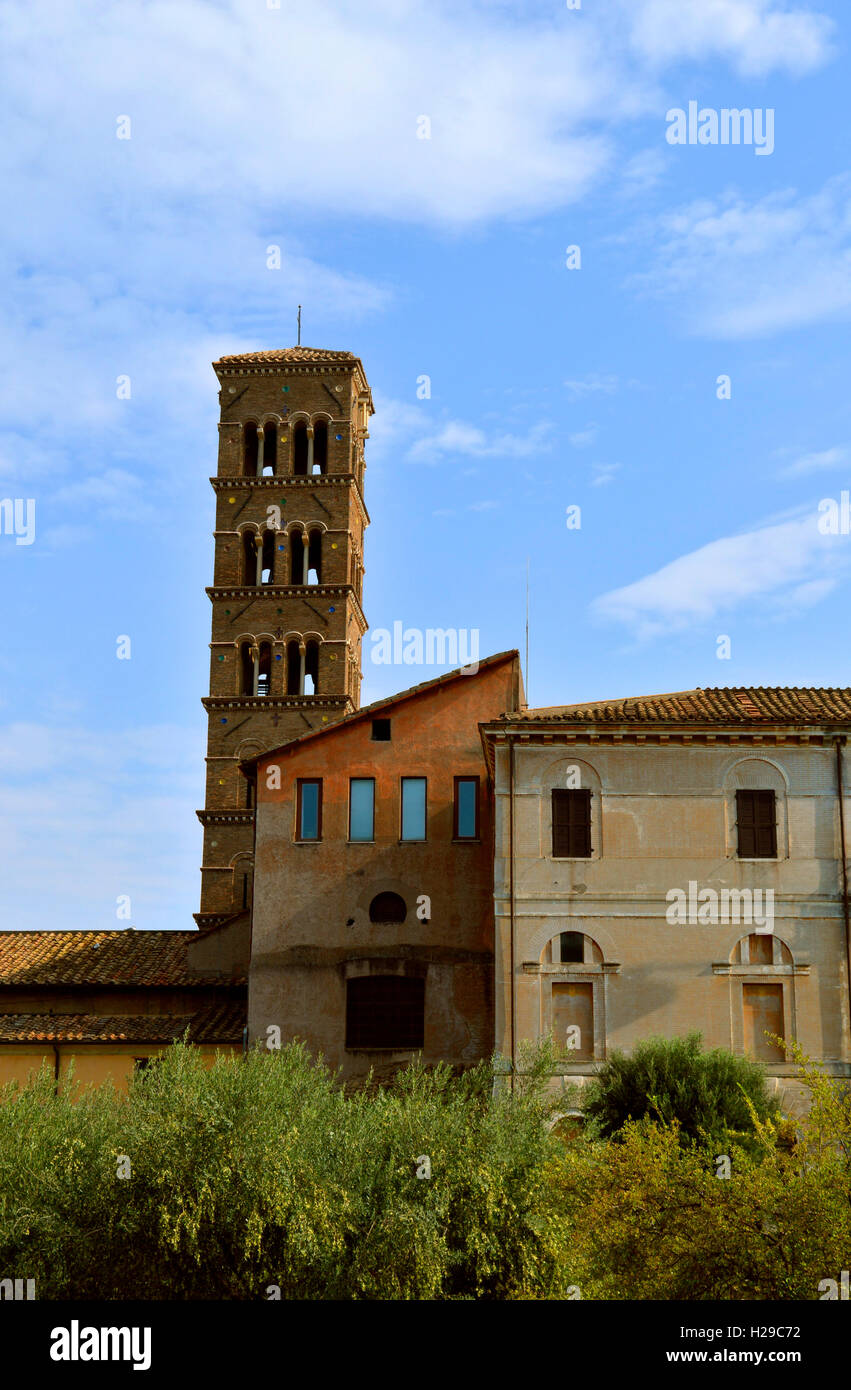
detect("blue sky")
[1,0,850,931]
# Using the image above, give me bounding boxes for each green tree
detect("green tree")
[582,1032,777,1148]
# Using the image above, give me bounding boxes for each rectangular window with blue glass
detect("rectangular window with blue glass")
[296,779,322,840]
[349,777,375,841]
[454,776,479,839]
[400,777,427,841]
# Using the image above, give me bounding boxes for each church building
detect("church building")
[1,343,850,1111]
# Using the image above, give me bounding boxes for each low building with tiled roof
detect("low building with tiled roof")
[0,1002,245,1046]
[0,928,247,1089]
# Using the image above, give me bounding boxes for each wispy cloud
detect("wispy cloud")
[53,469,157,523]
[630,175,851,339]
[569,424,598,449]
[591,462,621,487]
[371,397,551,466]
[0,722,204,932]
[564,374,619,400]
[624,0,835,76]
[779,445,849,478]
[592,507,848,639]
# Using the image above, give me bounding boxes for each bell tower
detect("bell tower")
[195,346,373,928]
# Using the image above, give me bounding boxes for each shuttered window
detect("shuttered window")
[736,790,776,858]
[552,789,592,858]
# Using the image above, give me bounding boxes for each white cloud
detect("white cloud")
[779,446,849,478]
[569,424,598,449]
[592,508,849,638]
[371,396,552,465]
[620,147,668,197]
[0,0,834,473]
[591,462,621,486]
[0,722,204,931]
[625,0,835,76]
[564,374,619,400]
[53,469,157,522]
[630,176,851,338]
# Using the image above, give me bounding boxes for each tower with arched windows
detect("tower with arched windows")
[195,346,373,928]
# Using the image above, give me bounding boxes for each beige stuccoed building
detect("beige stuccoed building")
[481,687,851,1110]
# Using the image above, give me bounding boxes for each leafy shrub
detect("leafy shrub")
[582,1032,777,1148]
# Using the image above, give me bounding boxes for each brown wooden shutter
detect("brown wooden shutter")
[736,789,776,858]
[552,789,592,857]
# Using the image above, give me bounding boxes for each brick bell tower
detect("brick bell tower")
[195,346,373,929]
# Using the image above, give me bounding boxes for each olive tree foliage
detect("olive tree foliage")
[0,1039,576,1300]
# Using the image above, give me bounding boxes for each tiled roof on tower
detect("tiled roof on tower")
[213,346,359,366]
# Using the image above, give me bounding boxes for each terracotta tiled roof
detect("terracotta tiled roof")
[0,931,246,988]
[501,688,851,726]
[213,346,357,366]
[0,1002,246,1045]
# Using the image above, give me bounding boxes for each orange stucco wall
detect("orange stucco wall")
[249,655,521,1079]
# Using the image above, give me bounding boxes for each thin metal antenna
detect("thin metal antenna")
[297,305,302,346]
[525,557,530,707]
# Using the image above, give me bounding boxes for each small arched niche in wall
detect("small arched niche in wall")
[368,892,407,924]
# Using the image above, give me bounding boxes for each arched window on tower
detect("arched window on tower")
[262,422,277,476]
[231,857,254,911]
[286,640,301,695]
[285,638,319,694]
[256,641,272,696]
[307,529,322,584]
[243,423,258,477]
[240,642,255,695]
[313,421,328,475]
[305,639,319,694]
[242,532,258,585]
[261,530,276,584]
[293,422,308,476]
[289,528,303,584]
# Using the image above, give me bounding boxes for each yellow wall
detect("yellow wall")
[0,1044,240,1093]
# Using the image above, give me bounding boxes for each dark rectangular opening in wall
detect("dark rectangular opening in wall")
[346,975,425,1049]
[371,718,391,741]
